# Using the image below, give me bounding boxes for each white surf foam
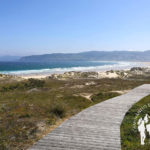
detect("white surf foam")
[0,61,141,75]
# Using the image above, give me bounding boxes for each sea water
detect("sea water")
[0,61,138,75]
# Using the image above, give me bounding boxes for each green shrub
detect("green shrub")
[0,79,45,92]
[91,92,120,103]
[50,105,66,118]
[1,84,19,92]
[18,113,31,118]
[25,78,45,88]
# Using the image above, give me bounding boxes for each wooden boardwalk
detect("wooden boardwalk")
[29,84,150,150]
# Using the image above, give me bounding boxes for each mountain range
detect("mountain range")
[20,50,150,62]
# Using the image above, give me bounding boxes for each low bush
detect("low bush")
[0,79,45,92]
[91,92,120,103]
[24,78,45,88]
[50,104,66,118]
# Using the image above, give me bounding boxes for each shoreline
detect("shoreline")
[0,61,149,79]
[19,62,150,79]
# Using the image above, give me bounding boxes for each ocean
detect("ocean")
[0,61,139,75]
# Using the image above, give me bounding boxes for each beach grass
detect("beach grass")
[121,95,150,150]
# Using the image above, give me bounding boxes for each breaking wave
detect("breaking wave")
[0,61,139,75]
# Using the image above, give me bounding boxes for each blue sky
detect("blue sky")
[0,0,150,56]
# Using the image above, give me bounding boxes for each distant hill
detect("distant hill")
[20,50,150,62]
[0,56,21,61]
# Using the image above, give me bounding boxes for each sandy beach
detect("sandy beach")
[17,61,150,79]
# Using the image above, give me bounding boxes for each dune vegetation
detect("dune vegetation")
[121,95,150,150]
[0,76,150,149]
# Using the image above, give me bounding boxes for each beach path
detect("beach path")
[29,84,150,150]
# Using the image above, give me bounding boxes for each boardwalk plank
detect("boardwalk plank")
[29,84,150,150]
